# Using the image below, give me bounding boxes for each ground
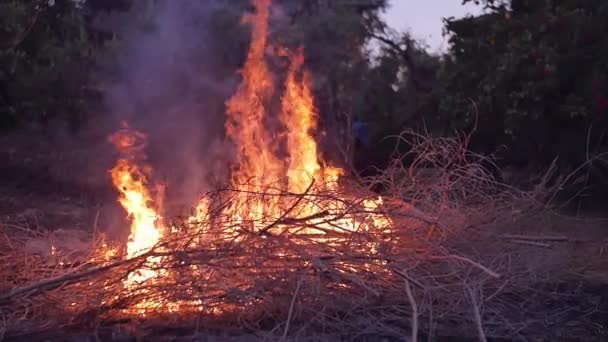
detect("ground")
[1,127,607,341]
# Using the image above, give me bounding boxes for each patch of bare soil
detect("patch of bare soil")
[468,212,608,341]
[0,128,127,240]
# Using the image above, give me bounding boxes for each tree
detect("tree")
[273,0,389,166]
[438,0,608,174]
[0,0,132,130]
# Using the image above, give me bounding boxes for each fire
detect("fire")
[223,0,284,231]
[109,124,162,285]
[107,0,391,315]
[110,160,161,259]
[225,0,282,188]
[221,0,353,232]
[280,48,322,193]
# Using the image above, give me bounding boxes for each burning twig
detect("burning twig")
[259,179,316,236]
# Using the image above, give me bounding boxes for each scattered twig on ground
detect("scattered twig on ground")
[499,234,568,242]
[507,240,552,248]
[467,287,487,342]
[281,279,301,341]
[404,278,418,342]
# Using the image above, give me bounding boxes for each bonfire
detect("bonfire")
[104,0,397,315]
[0,0,558,341]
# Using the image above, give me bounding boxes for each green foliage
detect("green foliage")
[353,23,443,170]
[438,0,608,167]
[272,0,389,163]
[1,0,88,128]
[362,40,440,134]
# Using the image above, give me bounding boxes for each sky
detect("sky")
[383,0,484,53]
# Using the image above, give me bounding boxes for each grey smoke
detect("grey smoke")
[101,1,248,212]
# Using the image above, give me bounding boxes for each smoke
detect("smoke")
[101,0,246,211]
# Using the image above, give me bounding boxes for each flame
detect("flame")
[106,0,392,315]
[222,0,348,226]
[363,197,392,232]
[226,0,282,187]
[109,124,162,285]
[111,160,161,259]
[280,48,322,193]
[224,0,284,231]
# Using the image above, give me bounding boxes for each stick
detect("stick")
[466,287,487,342]
[281,280,301,341]
[392,268,425,290]
[404,279,418,342]
[431,255,500,279]
[278,210,330,226]
[0,252,150,304]
[499,234,568,242]
[508,240,552,248]
[92,208,100,238]
[259,180,315,235]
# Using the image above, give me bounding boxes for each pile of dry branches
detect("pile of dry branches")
[0,133,555,341]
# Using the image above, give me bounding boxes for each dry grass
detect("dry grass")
[0,132,576,341]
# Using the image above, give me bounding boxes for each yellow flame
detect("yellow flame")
[105,0,393,315]
[109,125,162,286]
[225,0,282,187]
[224,0,283,232]
[281,48,322,193]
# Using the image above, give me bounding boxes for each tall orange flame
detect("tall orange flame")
[280,49,322,193]
[107,0,391,314]
[225,0,282,187]
[223,0,288,232]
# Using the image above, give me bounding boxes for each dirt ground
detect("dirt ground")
[1,128,607,341]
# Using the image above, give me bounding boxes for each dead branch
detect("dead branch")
[260,180,316,235]
[499,234,568,242]
[281,279,301,341]
[507,240,552,248]
[404,279,418,342]
[432,255,501,279]
[0,251,150,305]
[467,287,487,342]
